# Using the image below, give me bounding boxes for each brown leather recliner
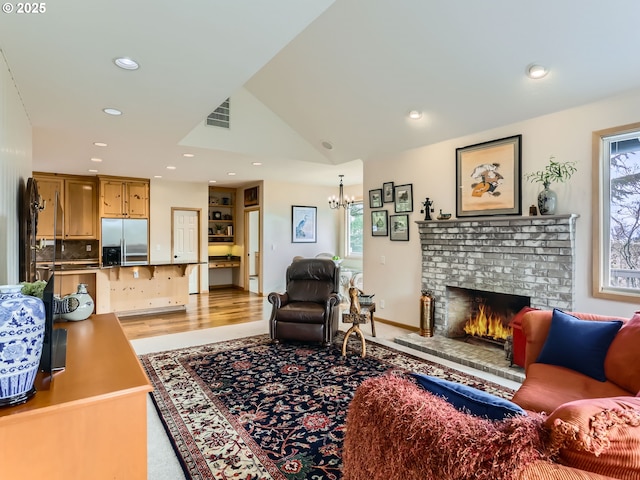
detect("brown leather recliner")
[268,258,340,346]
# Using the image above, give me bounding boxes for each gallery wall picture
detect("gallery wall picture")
[369,189,383,208]
[292,205,317,243]
[371,210,388,236]
[390,214,409,241]
[394,184,413,213]
[383,182,394,203]
[456,134,522,217]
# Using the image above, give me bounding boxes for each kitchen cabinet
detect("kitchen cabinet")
[208,186,236,244]
[65,178,97,238]
[99,176,149,219]
[33,173,97,240]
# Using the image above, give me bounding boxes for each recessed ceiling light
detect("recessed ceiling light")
[88,169,98,173]
[183,153,195,158]
[252,162,262,166]
[93,142,107,147]
[90,157,102,163]
[209,180,217,183]
[103,107,122,116]
[166,165,176,170]
[114,57,140,70]
[227,172,236,176]
[321,140,333,150]
[527,64,549,79]
[408,110,423,120]
[154,175,162,178]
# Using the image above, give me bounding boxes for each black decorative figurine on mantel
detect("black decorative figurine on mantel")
[420,198,434,221]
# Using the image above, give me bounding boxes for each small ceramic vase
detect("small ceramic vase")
[61,284,94,321]
[0,291,46,406]
[537,182,557,215]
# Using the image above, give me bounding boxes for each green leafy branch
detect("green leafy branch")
[524,156,577,186]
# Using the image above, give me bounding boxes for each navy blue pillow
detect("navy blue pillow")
[536,309,623,382]
[410,373,526,421]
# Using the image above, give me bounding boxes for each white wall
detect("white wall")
[262,180,343,294]
[0,52,32,284]
[364,87,640,328]
[149,179,209,292]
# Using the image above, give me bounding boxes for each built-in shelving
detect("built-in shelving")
[208,187,235,244]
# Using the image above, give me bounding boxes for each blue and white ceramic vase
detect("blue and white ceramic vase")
[61,283,94,321]
[537,182,557,215]
[0,291,46,406]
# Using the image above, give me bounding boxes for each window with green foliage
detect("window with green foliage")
[346,201,363,257]
[593,122,640,302]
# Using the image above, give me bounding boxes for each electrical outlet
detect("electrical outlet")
[133,270,139,279]
[380,299,385,308]
[86,244,91,252]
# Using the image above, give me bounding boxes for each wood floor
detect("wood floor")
[119,288,267,340]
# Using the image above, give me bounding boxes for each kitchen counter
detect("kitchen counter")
[95,263,199,316]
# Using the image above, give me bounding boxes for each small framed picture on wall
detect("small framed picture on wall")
[390,214,409,241]
[371,210,388,236]
[369,189,383,208]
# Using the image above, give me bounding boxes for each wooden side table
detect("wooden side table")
[342,311,370,358]
[360,302,376,337]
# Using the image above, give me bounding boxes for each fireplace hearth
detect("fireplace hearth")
[417,214,578,337]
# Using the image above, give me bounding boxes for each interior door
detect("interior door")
[244,208,260,294]
[172,209,200,294]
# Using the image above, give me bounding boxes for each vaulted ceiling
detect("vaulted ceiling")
[2,1,640,187]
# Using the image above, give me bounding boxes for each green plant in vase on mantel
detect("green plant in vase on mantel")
[524,156,577,215]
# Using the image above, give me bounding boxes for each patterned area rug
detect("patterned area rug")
[140,334,515,480]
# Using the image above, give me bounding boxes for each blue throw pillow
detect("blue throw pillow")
[410,372,526,421]
[535,309,623,382]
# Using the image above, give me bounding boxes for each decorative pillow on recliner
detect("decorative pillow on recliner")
[410,373,526,421]
[545,396,640,480]
[536,309,623,382]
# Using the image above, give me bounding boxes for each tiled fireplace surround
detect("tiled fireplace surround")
[395,214,578,382]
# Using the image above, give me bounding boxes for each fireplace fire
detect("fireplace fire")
[446,286,530,345]
[463,302,512,343]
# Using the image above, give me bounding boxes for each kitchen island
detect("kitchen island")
[95,262,199,316]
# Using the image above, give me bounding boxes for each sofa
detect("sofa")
[511,310,635,413]
[342,310,640,480]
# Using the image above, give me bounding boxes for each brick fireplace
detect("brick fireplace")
[416,214,578,337]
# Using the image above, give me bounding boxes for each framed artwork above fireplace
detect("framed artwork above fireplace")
[456,135,522,217]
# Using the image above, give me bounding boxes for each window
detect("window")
[346,201,363,257]
[593,122,640,301]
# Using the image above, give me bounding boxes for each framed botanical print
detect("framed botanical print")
[383,182,394,203]
[369,189,383,208]
[371,210,388,236]
[390,214,409,241]
[394,184,413,213]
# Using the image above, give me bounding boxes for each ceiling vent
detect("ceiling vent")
[206,98,230,129]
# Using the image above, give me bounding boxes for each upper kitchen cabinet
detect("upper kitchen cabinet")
[99,176,149,219]
[33,173,98,240]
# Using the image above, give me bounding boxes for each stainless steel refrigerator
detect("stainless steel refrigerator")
[101,218,149,266]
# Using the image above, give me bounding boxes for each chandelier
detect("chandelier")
[328,174,354,209]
